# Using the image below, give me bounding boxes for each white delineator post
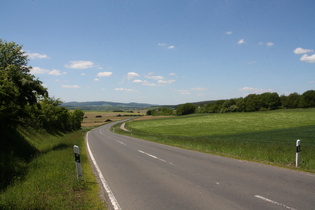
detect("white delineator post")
[74,145,83,180]
[295,140,301,167]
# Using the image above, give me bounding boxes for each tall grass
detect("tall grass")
[119,109,315,171]
[0,126,105,209]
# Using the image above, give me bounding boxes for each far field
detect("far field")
[119,109,315,171]
[81,110,146,127]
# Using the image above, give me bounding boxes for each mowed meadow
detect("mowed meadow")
[122,109,315,171]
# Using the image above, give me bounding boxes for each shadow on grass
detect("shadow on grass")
[0,125,38,191]
[0,125,73,191]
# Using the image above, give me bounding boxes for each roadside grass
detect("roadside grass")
[115,109,315,172]
[0,126,106,209]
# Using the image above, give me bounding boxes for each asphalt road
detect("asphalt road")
[87,121,315,210]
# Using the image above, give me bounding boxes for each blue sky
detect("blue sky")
[1,0,314,105]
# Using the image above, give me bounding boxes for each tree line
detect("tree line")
[148,90,315,116]
[0,39,84,132]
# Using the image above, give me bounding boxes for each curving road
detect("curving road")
[87,121,315,210]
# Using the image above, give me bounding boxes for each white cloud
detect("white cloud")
[145,75,164,80]
[30,67,49,74]
[169,73,176,76]
[97,72,112,77]
[48,69,67,76]
[30,67,66,76]
[239,87,273,94]
[157,79,175,84]
[114,88,137,92]
[81,73,87,76]
[158,43,166,47]
[143,81,158,86]
[293,47,314,54]
[237,39,245,45]
[225,31,233,35]
[191,87,207,91]
[300,54,315,63]
[25,52,49,59]
[127,72,140,79]
[176,90,191,95]
[132,79,144,83]
[94,78,100,81]
[65,60,95,69]
[266,42,274,47]
[158,43,175,49]
[62,85,80,89]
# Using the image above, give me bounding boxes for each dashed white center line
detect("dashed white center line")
[116,140,126,145]
[138,150,173,165]
[255,195,297,210]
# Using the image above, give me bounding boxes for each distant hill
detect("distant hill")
[61,101,159,111]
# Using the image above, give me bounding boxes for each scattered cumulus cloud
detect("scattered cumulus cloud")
[65,60,95,69]
[97,72,112,77]
[266,42,274,47]
[132,79,144,84]
[127,72,140,79]
[158,43,166,47]
[237,39,245,45]
[239,87,273,94]
[293,47,315,63]
[259,42,274,47]
[169,73,176,76]
[176,90,191,95]
[300,54,315,63]
[158,43,175,49]
[114,88,138,92]
[191,87,208,91]
[25,52,49,59]
[225,31,233,35]
[30,67,66,75]
[62,85,80,89]
[30,67,49,74]
[48,69,67,76]
[157,79,175,84]
[145,75,164,80]
[293,47,314,54]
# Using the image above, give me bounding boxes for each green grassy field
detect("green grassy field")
[0,126,106,209]
[122,109,315,171]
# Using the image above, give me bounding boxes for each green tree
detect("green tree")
[176,103,196,115]
[0,39,47,127]
[301,90,315,108]
[260,92,281,110]
[72,109,85,129]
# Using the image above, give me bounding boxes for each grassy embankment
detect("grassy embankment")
[115,109,315,172]
[0,125,106,209]
[0,111,144,209]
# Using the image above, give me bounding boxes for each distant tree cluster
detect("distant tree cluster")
[146,107,175,116]
[147,91,315,116]
[0,39,84,131]
[195,91,315,114]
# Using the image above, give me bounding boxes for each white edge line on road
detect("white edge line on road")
[86,131,122,210]
[254,195,297,210]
